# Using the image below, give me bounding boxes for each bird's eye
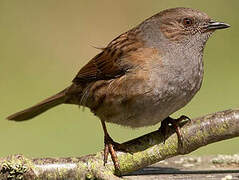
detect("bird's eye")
[182,18,193,27]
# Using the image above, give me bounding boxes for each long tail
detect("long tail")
[7,88,68,121]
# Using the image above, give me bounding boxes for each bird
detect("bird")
[7,7,230,171]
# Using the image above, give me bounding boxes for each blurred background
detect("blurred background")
[1,0,238,158]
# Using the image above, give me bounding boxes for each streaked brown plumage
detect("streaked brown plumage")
[7,7,230,171]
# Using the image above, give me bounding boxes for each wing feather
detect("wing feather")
[72,30,143,84]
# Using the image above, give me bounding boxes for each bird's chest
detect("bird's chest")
[165,61,203,99]
[153,55,204,107]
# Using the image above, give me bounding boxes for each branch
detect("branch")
[1,109,239,180]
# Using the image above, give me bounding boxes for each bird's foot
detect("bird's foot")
[160,115,191,147]
[103,134,130,172]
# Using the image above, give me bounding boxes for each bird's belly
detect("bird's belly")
[102,92,194,128]
[92,74,201,128]
[100,93,167,128]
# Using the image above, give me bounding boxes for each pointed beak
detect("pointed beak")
[207,20,230,30]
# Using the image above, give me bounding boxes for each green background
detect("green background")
[1,0,238,158]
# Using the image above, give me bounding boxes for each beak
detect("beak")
[207,20,230,30]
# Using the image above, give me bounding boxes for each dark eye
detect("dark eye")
[182,18,193,27]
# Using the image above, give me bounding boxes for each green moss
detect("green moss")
[1,160,28,180]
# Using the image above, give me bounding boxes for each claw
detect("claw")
[159,115,191,147]
[101,120,131,172]
[177,115,191,125]
[103,134,130,171]
[103,135,120,169]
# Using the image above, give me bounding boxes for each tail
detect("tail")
[7,88,68,121]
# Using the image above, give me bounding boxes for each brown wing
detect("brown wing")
[72,30,143,84]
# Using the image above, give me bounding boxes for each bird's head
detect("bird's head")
[159,7,230,44]
[141,7,230,47]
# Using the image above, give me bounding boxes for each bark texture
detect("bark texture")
[1,109,239,180]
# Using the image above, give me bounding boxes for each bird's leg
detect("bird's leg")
[160,115,191,147]
[100,120,129,171]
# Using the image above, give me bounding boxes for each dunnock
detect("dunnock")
[7,7,230,170]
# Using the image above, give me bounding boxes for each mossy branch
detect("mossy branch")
[1,109,239,180]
